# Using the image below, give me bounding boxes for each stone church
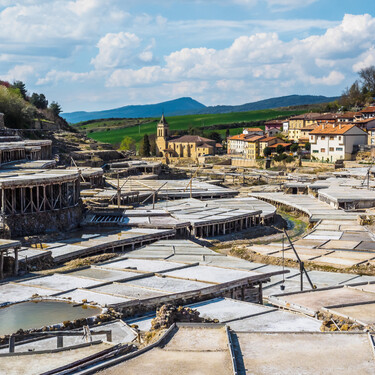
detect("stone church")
[155,115,220,158]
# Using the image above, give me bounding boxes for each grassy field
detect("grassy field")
[79,109,305,145]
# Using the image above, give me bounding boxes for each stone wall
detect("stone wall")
[4,204,83,237]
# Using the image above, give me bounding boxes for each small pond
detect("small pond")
[0,300,102,336]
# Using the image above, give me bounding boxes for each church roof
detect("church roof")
[168,135,215,144]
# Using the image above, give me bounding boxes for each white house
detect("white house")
[309,123,367,162]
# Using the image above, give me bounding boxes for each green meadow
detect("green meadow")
[76,109,304,145]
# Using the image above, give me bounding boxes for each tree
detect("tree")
[30,93,48,109]
[207,131,222,144]
[290,143,299,153]
[263,146,272,158]
[140,134,151,157]
[225,128,230,139]
[150,137,157,156]
[276,144,285,155]
[12,81,27,100]
[119,136,136,153]
[305,142,311,151]
[49,101,62,117]
[359,66,375,95]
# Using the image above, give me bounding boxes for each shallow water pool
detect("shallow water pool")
[0,300,102,335]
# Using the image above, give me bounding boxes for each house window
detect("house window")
[321,136,325,140]
[310,136,313,140]
[313,150,319,153]
[329,147,334,152]
[329,136,334,140]
[339,136,342,140]
[336,147,343,151]
[321,148,326,152]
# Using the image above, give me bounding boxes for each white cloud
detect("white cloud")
[91,32,141,70]
[353,48,375,72]
[36,69,100,85]
[309,71,345,86]
[266,0,318,11]
[0,65,34,82]
[106,14,375,104]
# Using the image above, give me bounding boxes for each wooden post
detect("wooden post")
[57,336,63,348]
[0,252,3,279]
[9,335,15,353]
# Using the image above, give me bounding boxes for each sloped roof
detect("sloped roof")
[361,106,375,113]
[244,127,264,132]
[168,135,214,143]
[310,123,360,135]
[259,136,277,142]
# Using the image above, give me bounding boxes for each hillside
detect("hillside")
[78,108,304,145]
[62,97,206,123]
[198,95,339,114]
[64,94,338,124]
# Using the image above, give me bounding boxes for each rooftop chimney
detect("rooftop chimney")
[322,124,325,129]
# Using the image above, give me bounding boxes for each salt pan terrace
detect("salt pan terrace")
[88,197,275,238]
[106,178,238,200]
[251,192,360,221]
[99,323,374,375]
[269,283,375,327]
[111,240,375,297]
[0,254,285,316]
[28,228,176,263]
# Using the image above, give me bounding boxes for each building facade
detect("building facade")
[155,115,218,158]
[310,124,367,162]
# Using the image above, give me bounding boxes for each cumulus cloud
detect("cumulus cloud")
[0,65,34,82]
[105,13,375,105]
[91,32,141,70]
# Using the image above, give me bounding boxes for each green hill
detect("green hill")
[78,108,305,145]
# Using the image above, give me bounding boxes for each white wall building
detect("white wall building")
[310,124,367,162]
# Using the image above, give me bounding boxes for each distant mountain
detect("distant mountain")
[197,95,339,115]
[62,94,339,123]
[62,97,206,123]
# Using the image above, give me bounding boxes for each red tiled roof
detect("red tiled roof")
[361,106,375,113]
[310,123,358,135]
[269,143,291,148]
[244,135,265,142]
[260,136,277,142]
[228,134,249,140]
[289,113,321,120]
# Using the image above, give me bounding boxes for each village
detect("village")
[0,103,374,374]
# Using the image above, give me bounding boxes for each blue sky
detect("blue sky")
[0,0,374,112]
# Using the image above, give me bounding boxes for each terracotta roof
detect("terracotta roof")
[244,127,264,132]
[215,143,223,148]
[309,123,358,135]
[244,135,265,142]
[361,106,375,113]
[355,118,375,123]
[269,143,291,148]
[228,134,249,141]
[289,113,320,120]
[300,124,318,131]
[168,135,214,143]
[337,112,361,118]
[260,136,277,142]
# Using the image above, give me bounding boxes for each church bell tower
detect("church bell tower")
[156,114,169,156]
